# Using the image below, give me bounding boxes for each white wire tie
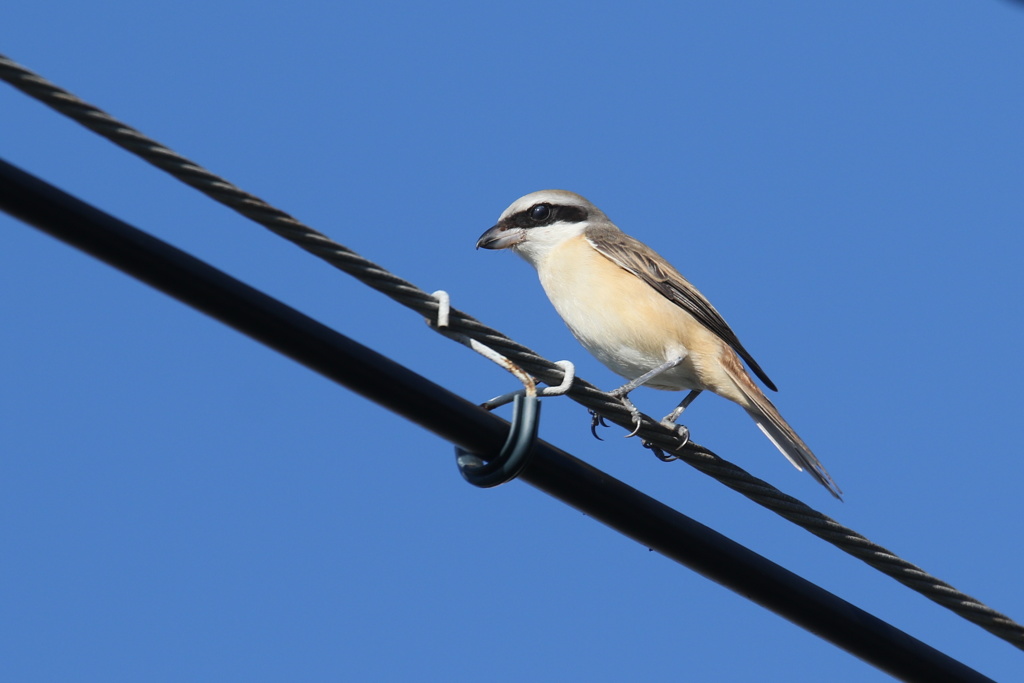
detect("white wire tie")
[427,290,536,396]
[431,289,450,328]
[482,360,575,410]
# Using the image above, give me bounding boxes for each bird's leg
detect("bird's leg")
[592,356,686,438]
[609,356,686,397]
[661,389,702,426]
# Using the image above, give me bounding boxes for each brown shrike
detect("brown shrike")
[476,190,842,498]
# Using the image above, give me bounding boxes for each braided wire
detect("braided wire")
[2,53,1021,650]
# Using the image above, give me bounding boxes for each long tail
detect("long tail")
[723,356,843,499]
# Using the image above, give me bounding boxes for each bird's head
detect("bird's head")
[476,190,604,266]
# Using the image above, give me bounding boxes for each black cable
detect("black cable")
[0,158,996,682]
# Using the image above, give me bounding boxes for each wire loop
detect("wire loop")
[455,393,541,487]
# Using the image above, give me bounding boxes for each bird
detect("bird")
[476,189,842,498]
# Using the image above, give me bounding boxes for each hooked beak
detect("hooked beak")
[475,223,525,250]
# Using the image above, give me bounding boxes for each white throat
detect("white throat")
[512,221,589,268]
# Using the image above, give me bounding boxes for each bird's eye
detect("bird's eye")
[530,204,551,222]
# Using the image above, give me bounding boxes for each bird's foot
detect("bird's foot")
[643,421,690,462]
[659,420,690,448]
[589,391,644,439]
[608,390,643,438]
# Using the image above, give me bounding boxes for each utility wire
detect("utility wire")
[1,53,1022,652]
[0,158,996,682]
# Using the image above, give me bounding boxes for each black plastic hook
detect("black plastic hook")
[455,394,541,488]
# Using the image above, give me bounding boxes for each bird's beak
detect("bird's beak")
[475,223,525,250]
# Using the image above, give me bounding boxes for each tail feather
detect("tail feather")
[723,359,843,499]
[744,391,843,499]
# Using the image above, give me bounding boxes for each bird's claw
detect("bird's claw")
[624,413,643,438]
[619,395,643,438]
[644,441,676,461]
[589,410,608,440]
[675,424,691,448]
[659,419,691,448]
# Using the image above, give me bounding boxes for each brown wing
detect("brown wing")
[585,224,778,392]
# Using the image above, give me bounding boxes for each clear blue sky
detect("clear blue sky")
[2,2,1023,681]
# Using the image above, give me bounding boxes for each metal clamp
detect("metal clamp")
[455,393,541,488]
